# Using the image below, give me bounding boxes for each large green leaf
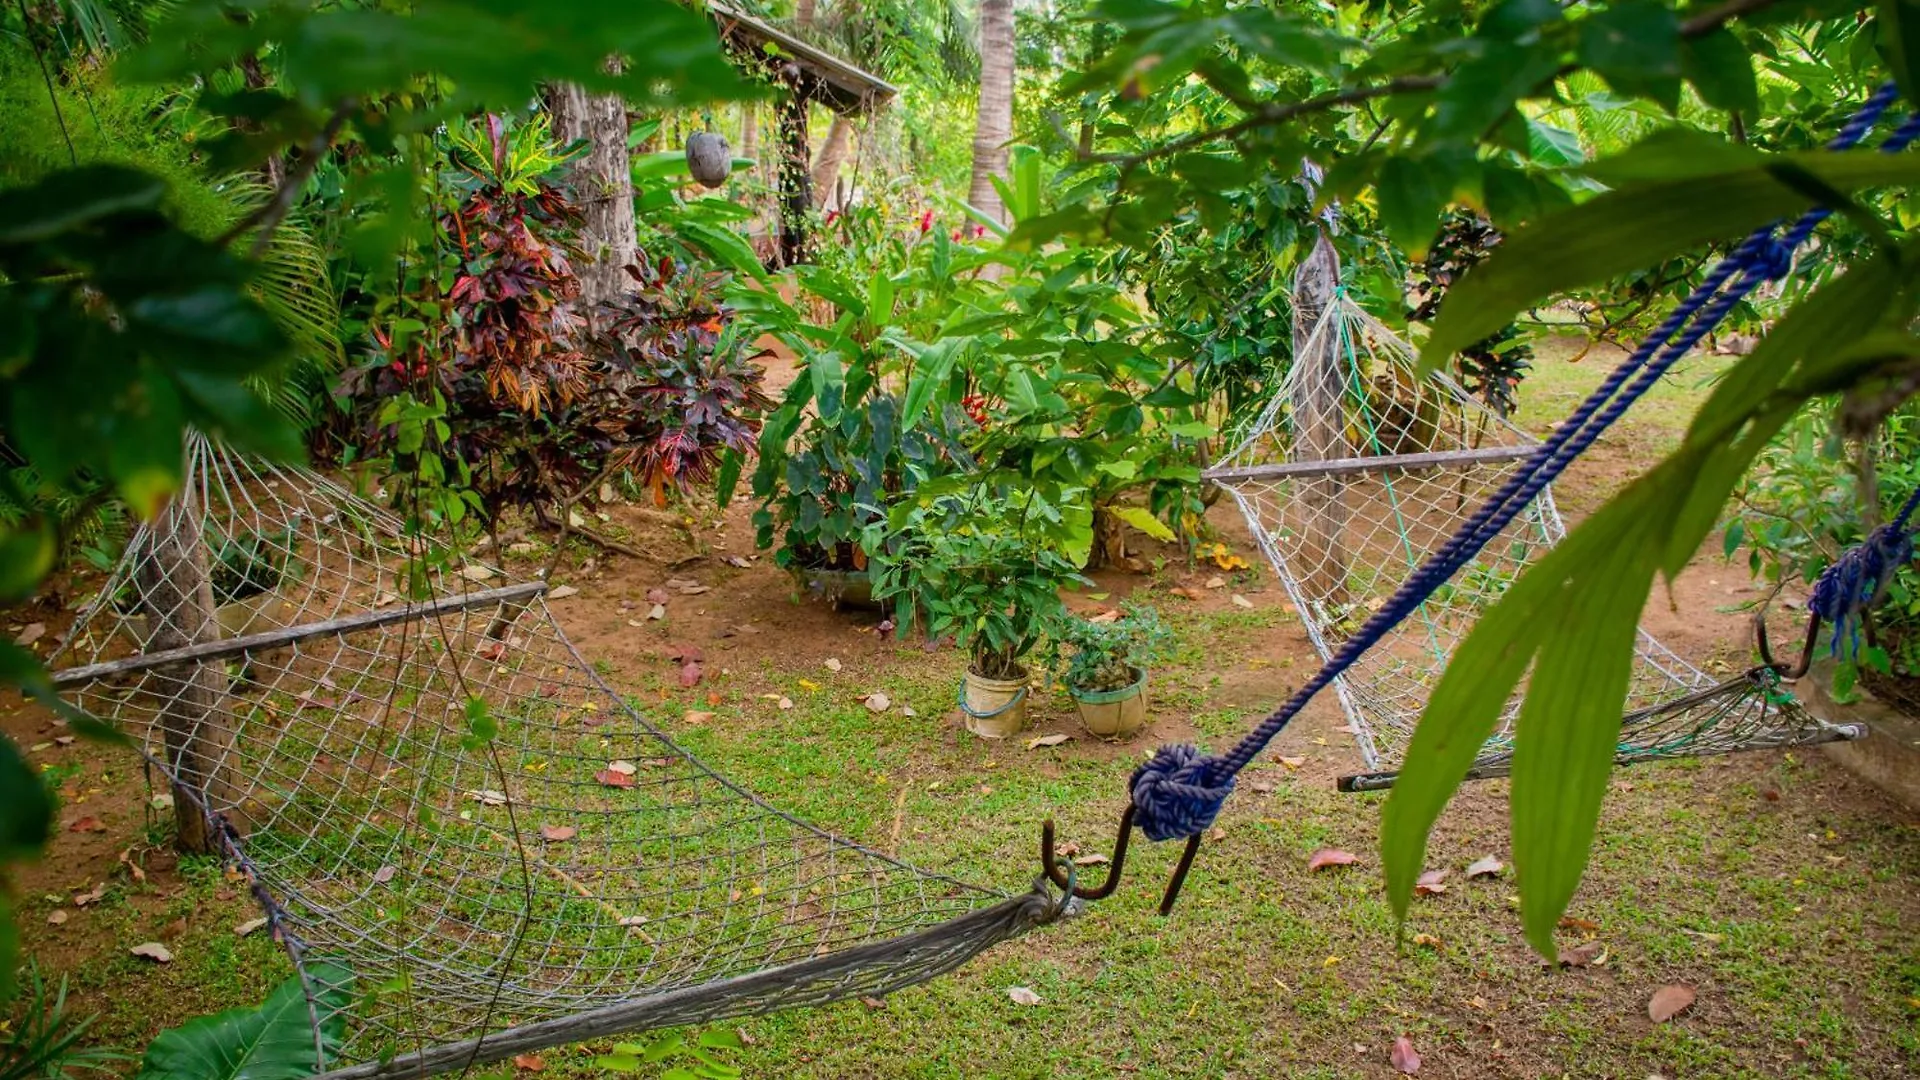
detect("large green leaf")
[1881,0,1920,107]
[1680,27,1762,116]
[136,964,354,1080]
[674,220,766,283]
[1420,148,1920,365]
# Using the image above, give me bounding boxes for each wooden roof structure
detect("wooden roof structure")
[708,0,898,115]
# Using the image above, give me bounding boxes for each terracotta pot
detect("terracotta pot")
[1071,667,1148,740]
[960,664,1030,739]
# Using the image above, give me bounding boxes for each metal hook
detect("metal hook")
[1754,610,1821,680]
[1039,804,1206,915]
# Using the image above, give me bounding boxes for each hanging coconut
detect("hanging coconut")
[686,132,732,189]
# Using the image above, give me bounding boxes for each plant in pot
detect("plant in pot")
[866,483,1088,738]
[1054,600,1173,739]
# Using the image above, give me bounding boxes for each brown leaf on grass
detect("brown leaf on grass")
[1087,609,1121,624]
[67,816,106,834]
[130,942,173,964]
[1026,733,1071,750]
[1389,1035,1421,1074]
[824,658,843,672]
[1558,916,1601,932]
[646,587,671,604]
[1647,984,1696,1023]
[1168,586,1205,601]
[647,604,667,620]
[678,662,703,688]
[684,710,715,724]
[1278,756,1307,769]
[1006,986,1043,1006]
[1076,852,1110,867]
[859,996,886,1010]
[46,910,68,926]
[72,882,107,907]
[476,641,507,662]
[511,1053,546,1072]
[723,555,752,568]
[1231,594,1255,609]
[1411,933,1442,948]
[1307,849,1359,871]
[666,643,705,663]
[234,917,268,938]
[372,865,397,884]
[864,692,890,713]
[1559,941,1608,968]
[1414,869,1449,896]
[14,622,45,646]
[1465,856,1505,879]
[599,761,638,788]
[1250,780,1275,794]
[54,735,74,747]
[118,847,146,884]
[540,825,577,842]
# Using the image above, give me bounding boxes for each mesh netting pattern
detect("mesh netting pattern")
[1208,291,1848,788]
[49,438,1060,1078]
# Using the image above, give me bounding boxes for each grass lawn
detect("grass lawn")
[7,336,1918,1079]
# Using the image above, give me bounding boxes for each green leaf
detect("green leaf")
[0,520,59,604]
[464,698,498,744]
[1881,0,1920,106]
[1421,149,1920,365]
[1525,120,1586,168]
[1681,28,1762,116]
[1722,518,1745,559]
[0,165,166,244]
[900,339,961,433]
[674,220,767,283]
[1377,156,1455,255]
[1428,47,1565,144]
[697,1029,745,1050]
[1578,0,1683,108]
[1110,505,1175,541]
[0,733,53,864]
[136,964,353,1080]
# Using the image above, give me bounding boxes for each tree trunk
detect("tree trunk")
[1290,231,1352,610]
[545,83,635,305]
[777,82,813,268]
[967,0,1017,224]
[811,113,855,210]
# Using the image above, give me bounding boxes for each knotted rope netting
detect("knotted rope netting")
[47,436,1065,1079]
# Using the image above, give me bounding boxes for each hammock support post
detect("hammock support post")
[136,492,236,855]
[1291,230,1351,606]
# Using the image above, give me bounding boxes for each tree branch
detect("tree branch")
[217,101,356,259]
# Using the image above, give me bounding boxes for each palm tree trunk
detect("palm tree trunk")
[811,113,855,210]
[545,83,635,305]
[967,0,1016,224]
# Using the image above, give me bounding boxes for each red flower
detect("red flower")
[917,210,934,234]
[824,209,840,225]
[951,228,963,241]
[973,224,988,239]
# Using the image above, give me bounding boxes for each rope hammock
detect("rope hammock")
[1208,285,1853,791]
[47,437,1067,1079]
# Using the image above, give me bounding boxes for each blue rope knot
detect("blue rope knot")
[1755,235,1797,281]
[1130,744,1235,842]
[1809,522,1916,657]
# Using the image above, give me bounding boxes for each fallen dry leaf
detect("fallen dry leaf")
[1414,869,1450,896]
[798,678,821,692]
[118,847,146,884]
[684,710,715,724]
[1411,932,1442,948]
[14,622,45,646]
[1204,576,1226,589]
[546,585,578,601]
[824,658,843,672]
[1558,916,1601,932]
[1006,986,1043,1006]
[1168,586,1205,601]
[540,824,577,842]
[860,996,886,1010]
[1307,849,1360,871]
[1250,780,1275,794]
[1088,609,1122,624]
[476,641,507,662]
[130,942,173,964]
[1026,732,1071,750]
[723,555,752,568]
[55,735,74,747]
[1077,852,1110,867]
[1465,855,1505,879]
[776,696,794,710]
[372,865,397,884]
[1278,755,1306,769]
[864,691,890,713]
[235,916,268,937]
[1389,1035,1421,1074]
[46,910,68,926]
[678,661,703,688]
[467,789,509,807]
[647,604,667,620]
[1231,594,1255,609]
[511,1053,546,1072]
[1559,941,1608,968]
[72,882,107,906]
[597,768,636,789]
[1647,984,1696,1023]
[67,816,106,834]
[646,587,671,604]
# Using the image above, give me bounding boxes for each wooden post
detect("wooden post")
[776,69,812,268]
[1291,230,1352,608]
[136,494,237,855]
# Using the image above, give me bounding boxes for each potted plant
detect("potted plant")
[867,484,1086,738]
[1054,600,1173,739]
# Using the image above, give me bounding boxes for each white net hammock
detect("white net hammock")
[1207,286,1859,792]
[47,437,1063,1078]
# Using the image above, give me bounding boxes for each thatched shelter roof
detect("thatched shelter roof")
[708,1,898,115]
